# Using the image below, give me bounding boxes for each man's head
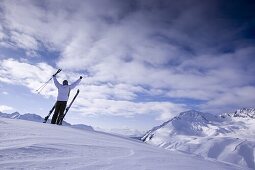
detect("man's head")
[63,80,68,85]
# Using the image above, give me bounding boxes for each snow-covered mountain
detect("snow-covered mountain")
[0,117,244,170]
[224,108,255,118]
[142,108,255,169]
[71,124,94,131]
[0,111,94,131]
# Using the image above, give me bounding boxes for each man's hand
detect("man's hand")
[80,76,83,79]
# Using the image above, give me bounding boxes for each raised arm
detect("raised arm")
[69,76,82,89]
[53,76,61,88]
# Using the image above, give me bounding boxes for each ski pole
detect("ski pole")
[36,69,62,94]
[36,69,62,93]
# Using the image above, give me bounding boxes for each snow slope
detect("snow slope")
[142,109,255,169]
[0,111,94,131]
[0,118,243,170]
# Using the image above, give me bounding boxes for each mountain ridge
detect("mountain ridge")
[142,108,255,169]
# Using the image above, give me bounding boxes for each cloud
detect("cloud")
[0,25,4,40]
[0,105,14,112]
[10,31,38,53]
[2,91,8,95]
[0,58,57,95]
[0,0,254,121]
[201,86,255,113]
[73,97,186,120]
[78,83,145,100]
[0,58,187,120]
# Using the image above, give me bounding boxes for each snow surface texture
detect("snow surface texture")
[0,118,243,170]
[0,111,94,131]
[142,108,255,170]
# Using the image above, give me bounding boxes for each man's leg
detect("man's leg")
[51,101,61,124]
[56,101,67,125]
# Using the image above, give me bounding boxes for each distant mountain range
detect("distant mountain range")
[0,111,94,131]
[142,108,255,169]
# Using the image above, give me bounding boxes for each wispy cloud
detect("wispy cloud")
[2,91,8,95]
[10,31,39,56]
[0,25,4,40]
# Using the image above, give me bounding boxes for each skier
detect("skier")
[51,74,82,124]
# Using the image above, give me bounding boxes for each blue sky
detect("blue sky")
[0,0,255,135]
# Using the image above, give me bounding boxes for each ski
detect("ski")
[43,102,56,123]
[58,89,80,125]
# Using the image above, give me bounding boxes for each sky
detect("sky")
[0,0,255,135]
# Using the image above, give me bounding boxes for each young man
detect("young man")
[51,74,82,124]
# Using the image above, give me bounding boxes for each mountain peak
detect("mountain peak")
[177,110,216,123]
[142,108,255,169]
[233,108,255,118]
[179,110,205,117]
[10,112,21,118]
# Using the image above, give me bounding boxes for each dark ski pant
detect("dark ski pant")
[51,101,67,124]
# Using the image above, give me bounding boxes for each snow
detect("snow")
[143,109,255,170]
[0,111,94,131]
[0,118,243,170]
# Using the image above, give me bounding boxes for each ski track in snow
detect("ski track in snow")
[0,118,245,170]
